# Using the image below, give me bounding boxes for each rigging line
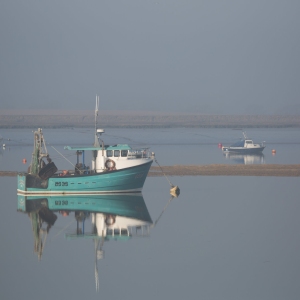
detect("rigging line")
[2,138,31,145]
[104,133,150,147]
[51,145,77,169]
[154,158,174,187]
[51,219,75,240]
[50,153,76,160]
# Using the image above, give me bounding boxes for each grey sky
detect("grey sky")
[1,0,299,114]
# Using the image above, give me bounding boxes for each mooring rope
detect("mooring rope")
[154,158,174,187]
[151,195,174,228]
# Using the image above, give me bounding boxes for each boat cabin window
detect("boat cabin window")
[106,150,113,157]
[245,140,253,144]
[121,229,128,236]
[114,150,120,157]
[232,140,244,147]
[121,150,128,157]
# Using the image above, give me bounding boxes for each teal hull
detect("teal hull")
[17,161,152,195]
[17,193,152,223]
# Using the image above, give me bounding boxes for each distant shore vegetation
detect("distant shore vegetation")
[0,113,299,128]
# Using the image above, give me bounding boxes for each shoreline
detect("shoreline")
[1,113,300,128]
[3,164,300,177]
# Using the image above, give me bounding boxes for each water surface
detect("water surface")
[0,128,300,300]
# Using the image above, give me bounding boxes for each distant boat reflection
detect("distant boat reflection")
[17,193,176,291]
[223,152,265,164]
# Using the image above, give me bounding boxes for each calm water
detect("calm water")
[1,128,300,300]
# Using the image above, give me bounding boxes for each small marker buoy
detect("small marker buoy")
[272,149,276,154]
[218,143,222,148]
[170,185,180,197]
[22,158,27,164]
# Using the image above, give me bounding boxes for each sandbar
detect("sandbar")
[2,164,300,177]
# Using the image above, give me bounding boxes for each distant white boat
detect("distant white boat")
[222,132,265,154]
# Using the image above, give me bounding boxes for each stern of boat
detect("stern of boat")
[17,194,26,211]
[17,173,27,193]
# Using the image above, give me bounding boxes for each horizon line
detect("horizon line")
[1,109,300,116]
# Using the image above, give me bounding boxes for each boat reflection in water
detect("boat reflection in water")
[17,193,152,255]
[17,192,176,291]
[223,152,265,165]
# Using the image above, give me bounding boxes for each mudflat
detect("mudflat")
[149,164,300,177]
[3,164,300,177]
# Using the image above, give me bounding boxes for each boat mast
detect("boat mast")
[30,128,49,175]
[94,95,100,147]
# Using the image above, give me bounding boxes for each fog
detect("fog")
[1,1,299,114]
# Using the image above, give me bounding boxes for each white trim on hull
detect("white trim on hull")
[17,187,143,196]
[222,147,265,154]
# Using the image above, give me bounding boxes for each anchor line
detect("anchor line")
[151,195,174,228]
[154,158,174,187]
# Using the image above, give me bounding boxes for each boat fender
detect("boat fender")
[105,159,116,170]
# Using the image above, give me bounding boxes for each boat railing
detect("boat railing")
[127,148,152,159]
[106,227,130,237]
[254,142,265,147]
[129,225,151,237]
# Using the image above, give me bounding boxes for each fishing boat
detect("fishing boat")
[222,132,265,154]
[17,96,154,195]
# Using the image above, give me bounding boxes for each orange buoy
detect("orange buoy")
[22,158,27,164]
[218,143,222,148]
[272,149,276,154]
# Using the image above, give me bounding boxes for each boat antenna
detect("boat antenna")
[94,231,104,292]
[94,95,100,147]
